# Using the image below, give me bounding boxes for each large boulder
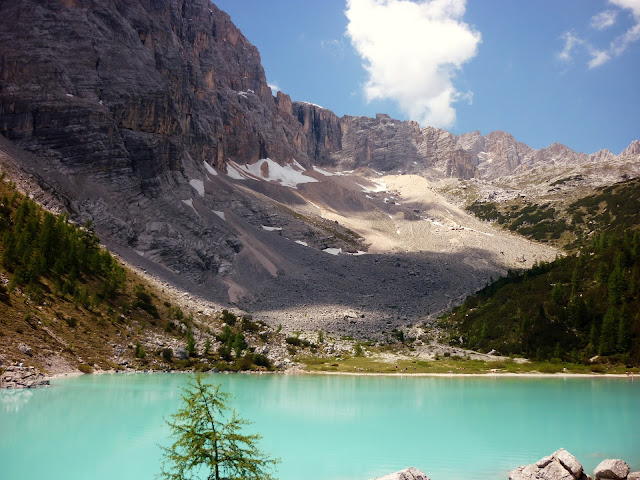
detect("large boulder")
[509,449,590,480]
[0,366,50,389]
[373,467,431,480]
[594,459,630,480]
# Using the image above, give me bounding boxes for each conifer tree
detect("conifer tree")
[159,375,278,480]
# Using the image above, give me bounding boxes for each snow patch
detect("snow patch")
[182,199,197,215]
[261,225,282,232]
[298,100,324,109]
[230,158,318,189]
[189,179,205,197]
[294,240,308,247]
[65,93,74,97]
[291,159,306,171]
[203,161,218,176]
[322,248,342,255]
[226,162,248,180]
[213,210,226,221]
[313,166,337,177]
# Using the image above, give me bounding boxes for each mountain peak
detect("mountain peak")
[621,140,640,156]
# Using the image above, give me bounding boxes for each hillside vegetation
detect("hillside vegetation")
[0,176,276,373]
[447,179,640,366]
[467,177,640,249]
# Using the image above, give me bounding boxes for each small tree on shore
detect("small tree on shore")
[159,375,278,480]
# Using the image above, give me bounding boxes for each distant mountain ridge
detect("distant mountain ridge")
[294,104,638,181]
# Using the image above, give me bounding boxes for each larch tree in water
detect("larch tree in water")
[159,375,279,480]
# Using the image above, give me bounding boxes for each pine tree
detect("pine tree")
[159,375,278,480]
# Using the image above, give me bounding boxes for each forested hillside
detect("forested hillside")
[446,179,640,366]
[0,176,275,373]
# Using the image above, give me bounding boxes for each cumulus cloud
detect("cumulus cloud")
[345,0,481,128]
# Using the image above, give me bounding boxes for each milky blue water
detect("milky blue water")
[1,373,639,480]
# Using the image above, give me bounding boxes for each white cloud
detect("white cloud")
[345,0,481,128]
[588,48,611,68]
[590,10,618,30]
[268,83,280,95]
[558,31,583,62]
[564,0,640,68]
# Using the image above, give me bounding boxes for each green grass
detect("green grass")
[297,355,640,375]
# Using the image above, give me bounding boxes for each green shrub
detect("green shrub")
[78,364,93,374]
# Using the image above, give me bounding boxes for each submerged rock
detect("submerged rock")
[373,467,430,480]
[594,459,630,480]
[0,366,50,389]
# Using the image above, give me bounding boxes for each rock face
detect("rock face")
[509,449,590,480]
[594,460,630,480]
[0,366,50,389]
[0,0,307,176]
[373,467,431,480]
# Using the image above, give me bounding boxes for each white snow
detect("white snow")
[298,100,324,109]
[365,195,373,199]
[66,93,74,97]
[291,159,306,171]
[294,240,308,247]
[396,228,401,235]
[239,158,318,189]
[313,166,336,176]
[203,161,218,176]
[189,179,205,197]
[213,210,226,221]
[348,250,367,256]
[226,162,248,180]
[394,202,401,206]
[323,248,342,255]
[373,170,384,176]
[182,199,197,215]
[261,225,282,231]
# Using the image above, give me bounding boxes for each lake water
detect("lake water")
[1,373,639,480]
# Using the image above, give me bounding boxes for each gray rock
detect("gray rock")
[373,467,430,480]
[553,448,583,478]
[594,459,630,479]
[17,343,32,356]
[174,347,188,360]
[510,449,584,480]
[0,366,50,389]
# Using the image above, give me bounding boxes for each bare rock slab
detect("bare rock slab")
[373,467,431,480]
[594,459,630,479]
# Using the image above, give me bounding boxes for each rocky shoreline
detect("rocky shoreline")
[0,365,50,389]
[376,449,638,480]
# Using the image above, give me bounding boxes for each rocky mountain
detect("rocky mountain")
[294,105,639,182]
[0,0,637,337]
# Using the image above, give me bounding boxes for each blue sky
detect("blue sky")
[214,0,640,155]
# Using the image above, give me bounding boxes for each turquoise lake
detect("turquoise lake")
[1,373,639,480]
